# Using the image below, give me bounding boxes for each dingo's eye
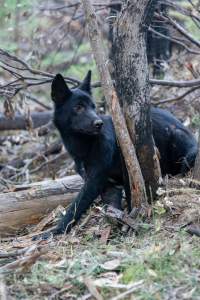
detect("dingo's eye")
[75,104,84,113]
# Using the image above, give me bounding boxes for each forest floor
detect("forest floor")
[0,178,200,300]
[0,53,200,298]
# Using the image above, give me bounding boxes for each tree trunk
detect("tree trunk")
[112,0,161,200]
[0,175,83,236]
[193,128,200,181]
[81,0,148,209]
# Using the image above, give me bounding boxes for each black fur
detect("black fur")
[48,71,197,236]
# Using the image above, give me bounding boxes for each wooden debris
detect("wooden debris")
[0,175,83,236]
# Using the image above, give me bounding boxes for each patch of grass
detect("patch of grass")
[4,230,200,299]
[122,263,146,283]
[30,262,66,288]
[192,114,200,128]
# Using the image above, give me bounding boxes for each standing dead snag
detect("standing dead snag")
[81,0,147,209]
[112,0,161,200]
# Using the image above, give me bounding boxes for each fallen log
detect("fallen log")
[0,175,83,236]
[0,111,53,131]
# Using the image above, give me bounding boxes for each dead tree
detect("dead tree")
[112,0,161,200]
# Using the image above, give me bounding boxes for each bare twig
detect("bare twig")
[21,92,52,110]
[149,27,200,55]
[156,14,200,49]
[0,48,80,97]
[1,46,200,101]
[149,78,200,88]
[0,249,45,274]
[161,0,200,24]
[110,280,144,300]
[153,86,200,105]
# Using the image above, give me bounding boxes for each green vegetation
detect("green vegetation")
[4,228,200,299]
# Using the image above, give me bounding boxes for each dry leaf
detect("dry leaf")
[84,277,103,300]
[100,259,120,271]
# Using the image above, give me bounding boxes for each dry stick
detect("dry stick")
[162,0,200,23]
[0,246,37,259]
[1,46,200,95]
[81,0,147,208]
[21,92,52,110]
[0,48,79,83]
[167,15,200,49]
[93,77,200,89]
[104,206,182,232]
[149,77,200,88]
[0,250,45,274]
[110,280,144,300]
[153,86,200,106]
[39,1,122,11]
[149,27,200,55]
[156,13,200,49]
